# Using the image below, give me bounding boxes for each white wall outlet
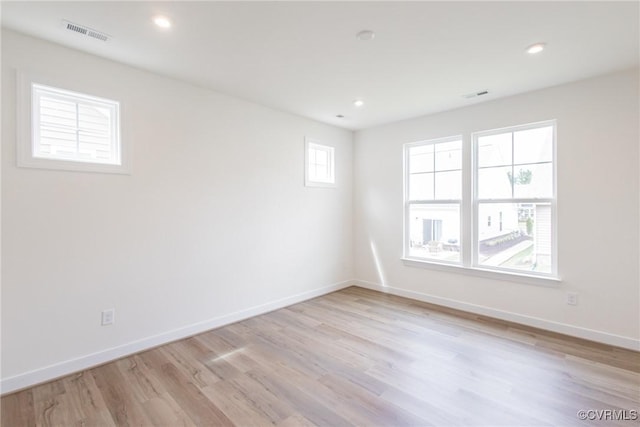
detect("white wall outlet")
[101,308,115,326]
[566,292,578,306]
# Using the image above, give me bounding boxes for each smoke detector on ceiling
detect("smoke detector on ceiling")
[61,20,111,42]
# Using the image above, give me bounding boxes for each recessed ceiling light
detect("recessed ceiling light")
[353,99,364,107]
[526,43,546,54]
[153,15,172,29]
[356,30,375,41]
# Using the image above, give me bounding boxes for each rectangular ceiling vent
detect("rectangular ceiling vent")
[62,20,110,42]
[463,90,489,99]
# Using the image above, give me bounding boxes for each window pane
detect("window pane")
[478,133,512,167]
[477,166,512,199]
[32,84,120,167]
[312,164,328,181]
[514,126,553,165]
[40,97,77,129]
[78,105,111,134]
[409,145,434,173]
[435,140,462,171]
[316,149,328,167]
[435,170,461,200]
[512,163,553,198]
[409,173,434,200]
[477,203,551,274]
[306,142,335,185]
[408,203,460,262]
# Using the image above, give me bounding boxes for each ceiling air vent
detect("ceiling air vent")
[62,20,110,42]
[463,90,489,99]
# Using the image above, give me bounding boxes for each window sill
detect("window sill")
[401,257,561,287]
[18,156,130,175]
[305,181,336,188]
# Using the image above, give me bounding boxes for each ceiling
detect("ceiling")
[2,1,638,131]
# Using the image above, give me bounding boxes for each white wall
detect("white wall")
[354,68,640,348]
[1,30,353,391]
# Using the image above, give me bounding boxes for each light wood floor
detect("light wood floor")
[2,286,639,426]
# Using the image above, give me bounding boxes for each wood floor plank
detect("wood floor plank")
[141,393,198,427]
[159,341,222,388]
[137,349,234,426]
[91,362,152,426]
[62,372,116,427]
[317,372,432,426]
[276,413,317,427]
[240,342,390,426]
[380,383,466,426]
[31,380,85,427]
[2,286,639,426]
[206,371,293,424]
[244,368,355,427]
[114,355,166,402]
[1,389,35,427]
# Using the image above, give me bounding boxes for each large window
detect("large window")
[405,136,462,263]
[403,121,556,280]
[474,122,555,275]
[18,77,127,174]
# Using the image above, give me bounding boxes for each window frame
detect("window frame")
[402,120,559,284]
[17,72,130,174]
[304,138,335,188]
[472,120,557,278]
[403,135,464,266]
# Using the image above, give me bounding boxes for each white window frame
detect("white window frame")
[403,136,464,266]
[305,138,335,187]
[402,120,559,285]
[472,120,557,278]
[17,72,129,174]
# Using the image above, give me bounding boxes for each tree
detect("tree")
[526,217,534,235]
[508,168,532,186]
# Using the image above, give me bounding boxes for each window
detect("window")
[474,121,555,275]
[405,136,462,263]
[403,120,557,280]
[18,78,127,174]
[305,138,335,187]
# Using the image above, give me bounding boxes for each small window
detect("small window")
[18,77,127,174]
[305,138,335,187]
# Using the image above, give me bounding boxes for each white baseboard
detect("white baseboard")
[353,280,640,351]
[0,280,353,395]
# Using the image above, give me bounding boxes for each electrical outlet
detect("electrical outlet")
[101,309,115,326]
[566,292,578,306]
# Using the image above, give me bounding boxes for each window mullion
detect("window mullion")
[433,145,436,199]
[511,131,515,199]
[467,134,475,268]
[75,101,80,156]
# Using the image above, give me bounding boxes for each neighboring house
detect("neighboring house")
[410,202,551,271]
